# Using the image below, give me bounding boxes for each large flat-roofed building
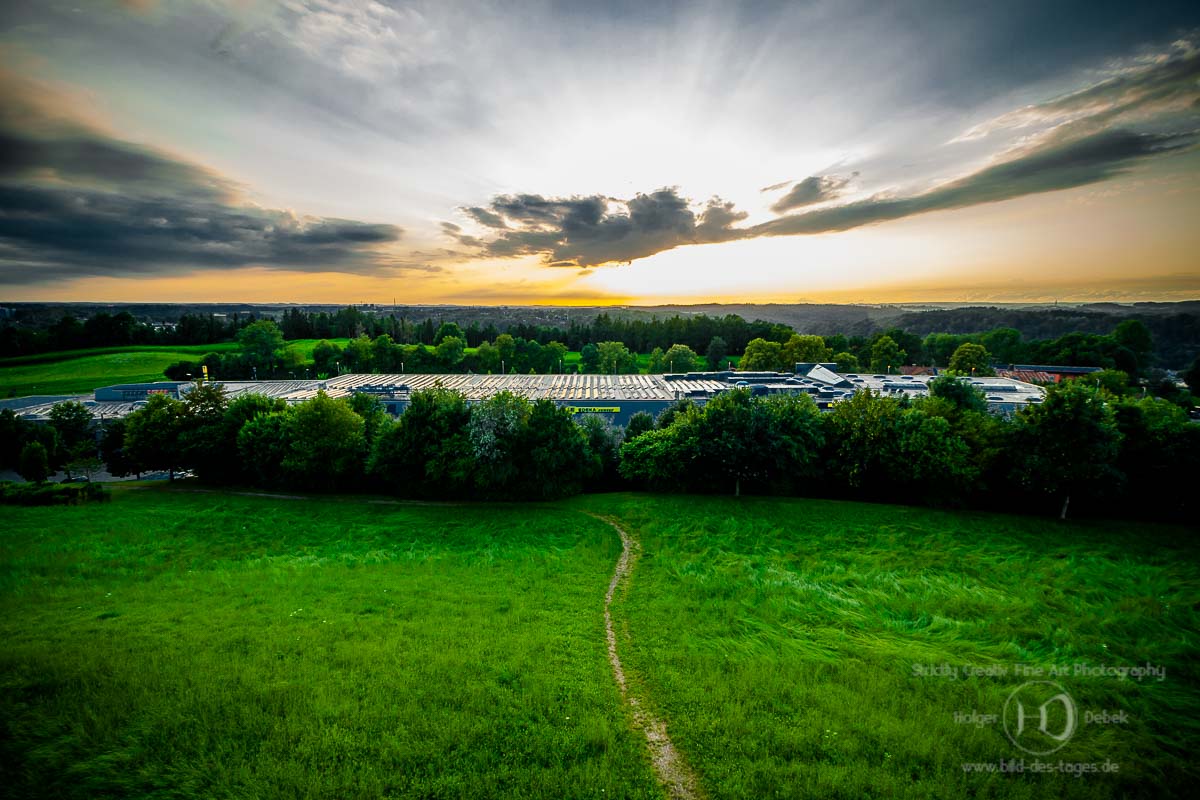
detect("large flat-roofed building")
[6,364,1046,424]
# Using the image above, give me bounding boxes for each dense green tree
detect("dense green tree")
[695,389,759,496]
[368,388,473,496]
[341,335,374,373]
[1009,381,1123,519]
[494,334,517,370]
[543,341,569,373]
[877,328,925,365]
[348,392,390,448]
[824,390,976,504]
[647,347,667,374]
[372,334,402,372]
[782,334,831,366]
[208,392,286,483]
[869,336,906,374]
[18,441,50,483]
[923,333,974,367]
[579,343,600,373]
[526,400,594,498]
[178,383,230,481]
[596,341,638,374]
[1113,319,1153,369]
[655,398,695,430]
[434,321,464,345]
[928,375,987,414]
[237,320,285,371]
[740,338,784,371]
[705,336,729,371]
[237,412,291,488]
[979,328,1023,364]
[124,394,188,479]
[948,343,994,376]
[312,340,343,376]
[435,335,466,368]
[576,413,623,490]
[475,340,500,373]
[624,411,656,442]
[47,401,94,456]
[620,423,698,491]
[468,391,530,494]
[1111,396,1200,519]
[663,344,699,373]
[0,409,31,469]
[832,351,860,372]
[1088,369,1132,396]
[282,391,366,490]
[746,393,826,495]
[99,419,136,478]
[621,389,824,496]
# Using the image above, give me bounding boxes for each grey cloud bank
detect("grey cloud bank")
[0,72,404,285]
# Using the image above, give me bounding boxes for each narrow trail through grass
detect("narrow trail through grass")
[590,512,704,800]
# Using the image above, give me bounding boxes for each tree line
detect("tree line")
[3,376,1196,521]
[158,315,1200,412]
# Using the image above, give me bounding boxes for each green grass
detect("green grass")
[0,349,237,397]
[0,343,243,368]
[569,494,1200,799]
[0,341,352,397]
[0,487,659,799]
[4,488,1195,799]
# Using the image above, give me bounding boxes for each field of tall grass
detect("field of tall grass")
[575,494,1199,799]
[0,341,350,397]
[0,344,239,398]
[0,488,658,799]
[2,487,1196,798]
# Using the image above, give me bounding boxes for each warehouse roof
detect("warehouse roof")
[6,368,1046,421]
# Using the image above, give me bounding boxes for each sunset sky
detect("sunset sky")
[1,0,1198,305]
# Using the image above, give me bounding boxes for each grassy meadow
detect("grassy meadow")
[1,487,1196,798]
[0,340,358,398]
[0,344,240,398]
[0,488,658,799]
[573,494,1200,799]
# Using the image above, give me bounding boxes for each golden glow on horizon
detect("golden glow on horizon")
[5,158,1198,306]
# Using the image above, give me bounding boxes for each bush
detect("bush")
[0,481,109,506]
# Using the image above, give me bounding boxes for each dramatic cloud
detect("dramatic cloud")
[463,124,1196,266]
[465,189,748,267]
[0,71,404,285]
[451,33,1200,269]
[954,39,1200,141]
[754,127,1198,238]
[768,174,855,213]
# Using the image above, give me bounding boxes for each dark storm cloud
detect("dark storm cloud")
[471,189,748,267]
[768,174,855,213]
[0,183,403,285]
[0,73,404,285]
[754,127,1198,237]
